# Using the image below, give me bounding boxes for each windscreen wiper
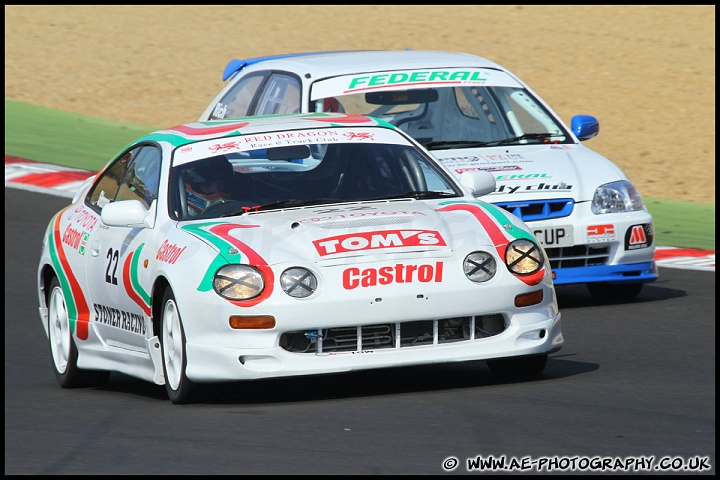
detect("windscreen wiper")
[486,133,557,146]
[253,198,343,212]
[423,133,557,150]
[372,191,459,201]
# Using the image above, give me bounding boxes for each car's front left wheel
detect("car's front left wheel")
[46,276,110,388]
[160,287,197,404]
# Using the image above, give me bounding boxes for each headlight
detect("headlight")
[280,267,318,298]
[591,180,644,214]
[505,239,544,275]
[463,251,497,283]
[213,265,264,300]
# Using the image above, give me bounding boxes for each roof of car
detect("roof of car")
[139,112,396,147]
[222,49,505,81]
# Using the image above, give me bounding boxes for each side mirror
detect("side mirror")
[571,115,600,141]
[101,200,156,228]
[460,170,496,197]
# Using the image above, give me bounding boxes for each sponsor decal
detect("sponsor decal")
[93,303,146,335]
[534,227,571,246]
[156,240,187,264]
[62,225,82,249]
[343,261,444,289]
[586,224,616,243]
[494,182,572,194]
[172,123,394,166]
[346,70,490,92]
[66,205,98,232]
[78,232,89,255]
[186,127,388,156]
[314,229,446,256]
[496,173,552,181]
[344,132,374,141]
[210,130,344,153]
[61,226,91,256]
[48,210,91,340]
[453,165,523,174]
[440,153,528,164]
[625,223,654,250]
[299,208,427,223]
[209,141,242,153]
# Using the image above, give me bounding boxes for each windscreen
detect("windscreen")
[311,69,571,148]
[169,128,461,221]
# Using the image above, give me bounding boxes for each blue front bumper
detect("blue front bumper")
[552,261,658,286]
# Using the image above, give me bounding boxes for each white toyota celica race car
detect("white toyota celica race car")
[199,49,658,301]
[37,112,562,404]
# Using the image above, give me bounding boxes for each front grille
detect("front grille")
[279,314,507,354]
[544,245,610,269]
[494,199,574,221]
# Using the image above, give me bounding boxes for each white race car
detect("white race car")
[200,50,658,301]
[37,113,562,403]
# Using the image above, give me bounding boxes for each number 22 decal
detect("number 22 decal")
[105,248,119,285]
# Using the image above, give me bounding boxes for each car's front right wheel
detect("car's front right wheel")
[160,287,197,404]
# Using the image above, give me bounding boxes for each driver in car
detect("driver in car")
[183,155,233,216]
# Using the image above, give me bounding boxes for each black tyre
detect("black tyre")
[159,288,197,404]
[487,354,548,377]
[46,277,110,388]
[587,282,643,302]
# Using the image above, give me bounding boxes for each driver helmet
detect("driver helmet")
[184,155,233,216]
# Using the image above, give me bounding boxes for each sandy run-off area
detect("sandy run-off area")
[4,5,715,204]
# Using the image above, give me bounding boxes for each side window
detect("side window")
[254,73,301,115]
[87,149,138,209]
[210,73,266,120]
[116,146,162,208]
[86,145,162,211]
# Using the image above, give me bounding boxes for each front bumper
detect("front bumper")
[552,260,658,286]
[184,309,563,382]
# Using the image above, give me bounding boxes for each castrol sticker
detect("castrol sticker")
[342,261,444,289]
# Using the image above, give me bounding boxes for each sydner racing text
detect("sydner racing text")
[93,303,146,334]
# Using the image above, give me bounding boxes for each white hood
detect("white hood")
[209,199,500,267]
